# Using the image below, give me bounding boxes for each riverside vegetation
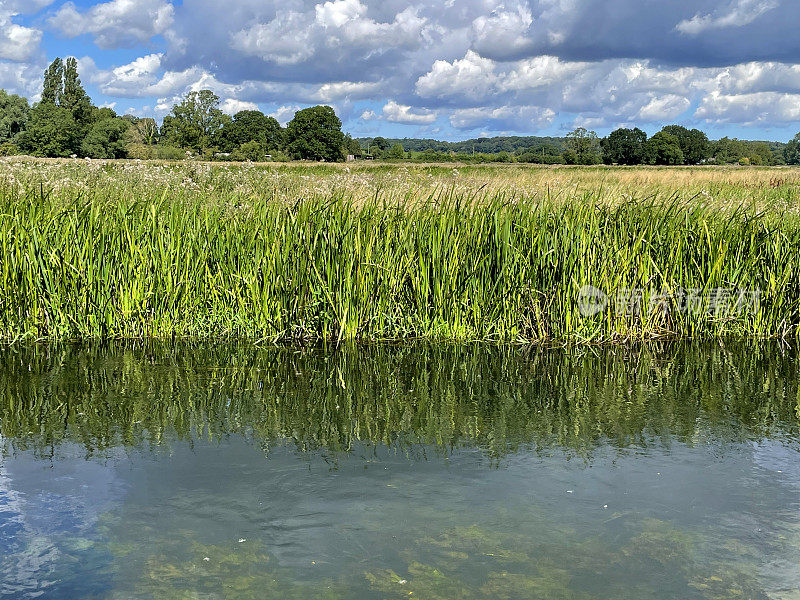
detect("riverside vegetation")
[1,159,800,343]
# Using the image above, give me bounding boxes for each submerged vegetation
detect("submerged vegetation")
[1,161,800,343]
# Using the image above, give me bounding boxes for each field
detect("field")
[1,158,800,343]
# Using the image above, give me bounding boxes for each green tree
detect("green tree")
[371,136,390,152]
[235,140,266,161]
[784,133,800,165]
[565,127,601,164]
[126,117,158,145]
[601,127,647,165]
[91,106,117,122]
[712,137,749,164]
[41,58,63,105]
[343,134,362,158]
[218,110,283,153]
[286,105,344,162]
[659,125,709,165]
[644,131,684,165]
[0,90,29,144]
[61,57,93,125]
[16,103,81,157]
[746,142,773,165]
[80,118,130,158]
[386,142,405,159]
[161,90,229,153]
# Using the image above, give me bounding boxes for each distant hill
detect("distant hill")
[356,136,569,154]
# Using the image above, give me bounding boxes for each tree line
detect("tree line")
[1,57,799,165]
[0,58,352,162]
[364,128,798,166]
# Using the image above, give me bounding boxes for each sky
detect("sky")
[2,0,800,141]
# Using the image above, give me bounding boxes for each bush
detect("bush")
[0,142,19,156]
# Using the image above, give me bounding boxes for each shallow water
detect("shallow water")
[1,342,799,599]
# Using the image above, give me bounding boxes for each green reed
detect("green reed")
[1,164,800,343]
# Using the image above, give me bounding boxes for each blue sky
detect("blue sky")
[3,0,800,141]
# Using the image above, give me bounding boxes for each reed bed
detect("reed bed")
[1,159,800,343]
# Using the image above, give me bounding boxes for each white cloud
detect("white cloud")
[634,94,691,121]
[219,98,258,114]
[231,11,315,65]
[268,105,302,125]
[0,15,42,62]
[502,55,587,92]
[0,60,44,97]
[314,81,382,102]
[97,53,163,95]
[471,1,534,59]
[695,91,800,124]
[676,0,779,35]
[382,100,436,124]
[50,0,174,49]
[416,50,497,100]
[315,0,366,28]
[450,105,555,130]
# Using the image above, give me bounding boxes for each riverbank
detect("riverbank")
[2,160,799,342]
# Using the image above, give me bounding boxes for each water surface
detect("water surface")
[1,343,799,599]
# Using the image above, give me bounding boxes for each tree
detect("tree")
[565,127,601,164]
[644,131,684,165]
[16,103,81,157]
[126,117,158,145]
[386,142,405,159]
[746,142,773,165]
[91,106,117,122]
[712,137,749,164]
[41,58,63,105]
[0,90,29,144]
[601,128,647,165]
[285,105,344,162]
[371,137,390,152]
[343,134,362,158]
[659,125,709,165]
[61,57,92,125]
[784,133,800,165]
[236,140,266,161]
[161,90,229,153]
[81,118,130,158]
[218,110,283,153]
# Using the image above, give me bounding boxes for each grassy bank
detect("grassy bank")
[1,160,800,342]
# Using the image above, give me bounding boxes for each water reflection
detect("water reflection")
[1,342,798,457]
[0,342,798,599]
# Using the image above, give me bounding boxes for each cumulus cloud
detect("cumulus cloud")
[219,98,259,114]
[269,105,302,125]
[231,11,315,65]
[0,60,45,97]
[9,0,800,136]
[450,105,555,130]
[50,0,174,49]
[471,1,534,59]
[0,15,42,62]
[676,0,779,35]
[695,91,800,124]
[416,51,497,101]
[382,100,436,124]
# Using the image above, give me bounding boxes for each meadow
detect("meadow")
[1,157,800,343]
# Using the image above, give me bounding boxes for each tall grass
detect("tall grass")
[1,161,800,342]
